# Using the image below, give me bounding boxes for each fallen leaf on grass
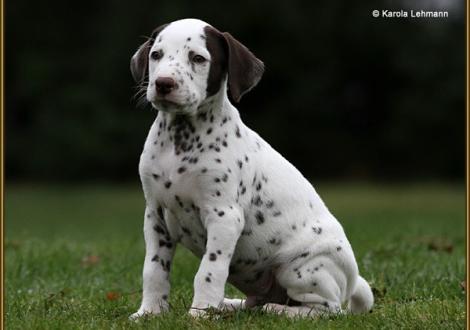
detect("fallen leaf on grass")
[81,255,100,267]
[5,239,22,249]
[413,236,455,253]
[427,240,453,253]
[106,291,121,301]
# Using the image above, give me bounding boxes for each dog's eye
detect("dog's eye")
[150,50,163,61]
[192,54,207,64]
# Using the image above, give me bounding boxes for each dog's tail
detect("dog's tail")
[347,275,374,314]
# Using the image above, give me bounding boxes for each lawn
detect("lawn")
[4,182,466,329]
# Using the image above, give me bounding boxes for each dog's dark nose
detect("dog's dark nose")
[155,77,177,95]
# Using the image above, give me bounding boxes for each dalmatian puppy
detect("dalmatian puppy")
[129,18,373,319]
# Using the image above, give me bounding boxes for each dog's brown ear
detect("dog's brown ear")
[130,40,151,83]
[130,24,168,83]
[222,32,264,102]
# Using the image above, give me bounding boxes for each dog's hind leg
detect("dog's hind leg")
[262,302,341,317]
[265,253,355,318]
[221,298,246,311]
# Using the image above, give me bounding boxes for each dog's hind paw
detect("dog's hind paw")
[129,308,161,320]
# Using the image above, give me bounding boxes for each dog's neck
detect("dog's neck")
[152,85,240,156]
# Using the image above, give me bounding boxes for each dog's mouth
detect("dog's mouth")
[157,99,180,107]
[152,97,184,111]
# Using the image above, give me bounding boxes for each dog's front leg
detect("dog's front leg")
[130,206,175,319]
[189,206,244,317]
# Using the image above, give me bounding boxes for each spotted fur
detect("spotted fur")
[129,18,373,320]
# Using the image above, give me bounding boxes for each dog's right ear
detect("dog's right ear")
[130,24,168,83]
[222,32,264,103]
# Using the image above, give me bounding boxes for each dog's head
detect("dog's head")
[130,18,264,115]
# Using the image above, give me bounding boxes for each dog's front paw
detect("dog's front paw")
[189,307,209,318]
[129,308,162,320]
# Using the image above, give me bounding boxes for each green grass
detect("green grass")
[5,182,466,329]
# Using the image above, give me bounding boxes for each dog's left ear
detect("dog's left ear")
[130,24,168,83]
[223,32,264,102]
[205,26,264,102]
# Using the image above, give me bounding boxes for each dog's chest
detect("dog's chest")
[139,109,251,255]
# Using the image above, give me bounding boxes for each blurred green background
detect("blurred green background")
[5,0,466,183]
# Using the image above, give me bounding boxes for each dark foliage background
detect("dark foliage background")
[5,1,466,182]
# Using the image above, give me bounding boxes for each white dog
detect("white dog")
[129,18,373,318]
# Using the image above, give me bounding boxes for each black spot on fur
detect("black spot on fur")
[177,166,186,174]
[269,238,281,245]
[255,211,265,224]
[218,211,225,217]
[175,195,184,208]
[205,276,211,283]
[152,174,160,180]
[209,253,217,261]
[235,126,241,138]
[182,226,192,236]
[164,181,172,189]
[157,206,164,220]
[159,239,173,248]
[154,225,166,235]
[252,195,263,206]
[312,227,323,235]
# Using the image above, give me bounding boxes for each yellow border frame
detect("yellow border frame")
[466,0,469,327]
[1,0,5,328]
